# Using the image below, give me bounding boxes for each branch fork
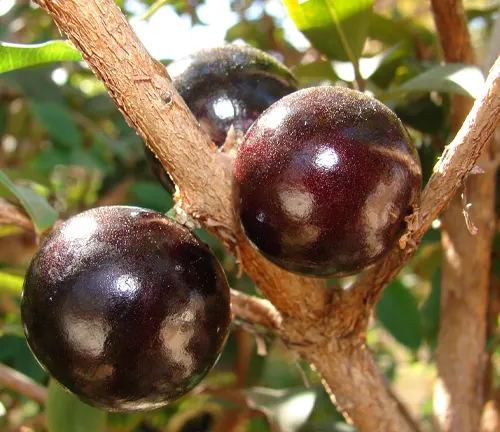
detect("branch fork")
[25,1,500,430]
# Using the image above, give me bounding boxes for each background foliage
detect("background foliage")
[0,0,498,431]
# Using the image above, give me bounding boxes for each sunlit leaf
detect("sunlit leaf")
[292,60,339,85]
[0,170,58,233]
[0,272,24,295]
[46,380,107,432]
[375,280,422,350]
[0,41,81,75]
[331,44,402,82]
[384,64,485,99]
[246,387,317,432]
[107,412,143,431]
[283,0,373,62]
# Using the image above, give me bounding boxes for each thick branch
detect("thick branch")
[301,340,421,432]
[32,0,328,323]
[351,54,500,307]
[430,3,494,431]
[430,0,475,64]
[0,363,47,406]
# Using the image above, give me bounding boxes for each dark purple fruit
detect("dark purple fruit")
[21,206,231,412]
[167,44,298,146]
[145,44,298,192]
[233,86,422,278]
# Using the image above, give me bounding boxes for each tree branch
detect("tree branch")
[0,363,47,406]
[350,53,500,308]
[32,0,329,323]
[428,2,494,431]
[230,289,282,332]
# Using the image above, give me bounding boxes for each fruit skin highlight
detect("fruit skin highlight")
[21,206,231,412]
[167,44,298,147]
[233,86,422,278]
[145,44,298,192]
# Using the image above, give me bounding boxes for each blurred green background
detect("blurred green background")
[0,0,499,431]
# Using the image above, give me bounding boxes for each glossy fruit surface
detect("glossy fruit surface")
[233,86,422,278]
[167,44,298,146]
[21,206,231,412]
[145,44,298,192]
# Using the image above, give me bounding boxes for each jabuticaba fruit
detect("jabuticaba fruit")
[233,86,422,278]
[145,44,298,193]
[21,206,231,412]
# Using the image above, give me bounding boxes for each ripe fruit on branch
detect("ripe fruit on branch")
[167,44,298,146]
[233,86,422,278]
[146,44,298,192]
[21,206,231,412]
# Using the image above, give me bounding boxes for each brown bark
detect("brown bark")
[0,364,47,406]
[430,1,496,431]
[30,0,500,430]
[229,289,282,331]
[300,339,421,432]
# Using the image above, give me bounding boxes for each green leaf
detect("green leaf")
[107,412,143,431]
[46,380,107,432]
[0,170,58,233]
[283,0,373,62]
[0,271,24,295]
[394,93,447,135]
[384,64,485,99]
[246,387,317,432]
[31,102,83,148]
[3,68,65,103]
[420,269,441,344]
[331,44,402,82]
[0,41,81,75]
[375,280,422,350]
[367,14,434,50]
[292,60,339,85]
[0,335,47,383]
[128,181,174,213]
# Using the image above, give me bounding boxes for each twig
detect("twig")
[0,363,47,406]
[134,0,170,22]
[0,200,35,233]
[230,289,282,332]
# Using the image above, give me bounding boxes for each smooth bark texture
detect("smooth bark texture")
[430,1,495,430]
[31,0,500,430]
